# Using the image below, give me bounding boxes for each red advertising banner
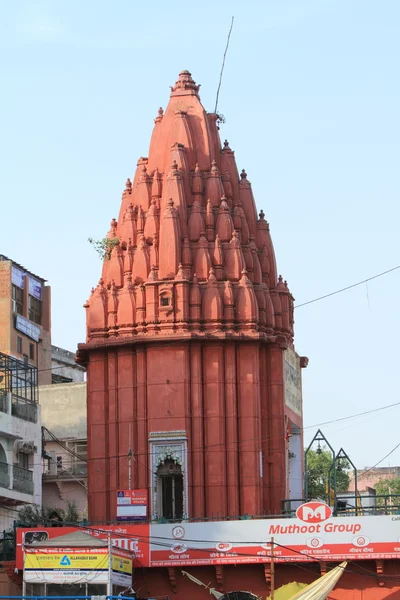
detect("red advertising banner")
[148,506,400,567]
[16,525,150,570]
[16,504,400,571]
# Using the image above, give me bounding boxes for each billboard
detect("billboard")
[24,547,109,583]
[17,507,400,571]
[12,266,25,289]
[28,276,42,300]
[149,512,400,566]
[15,314,41,342]
[284,347,302,417]
[17,525,149,571]
[112,548,133,587]
[117,489,147,521]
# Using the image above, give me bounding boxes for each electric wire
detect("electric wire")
[36,262,400,377]
[15,521,400,584]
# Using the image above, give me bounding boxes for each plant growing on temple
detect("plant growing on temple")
[88,237,119,260]
[216,113,226,126]
[375,477,400,506]
[306,447,350,500]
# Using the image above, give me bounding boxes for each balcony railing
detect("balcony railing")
[43,462,88,480]
[13,464,34,495]
[11,395,37,423]
[0,462,11,489]
[0,390,7,414]
[0,462,34,495]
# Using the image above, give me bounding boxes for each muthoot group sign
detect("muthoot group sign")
[149,503,400,566]
[17,505,400,569]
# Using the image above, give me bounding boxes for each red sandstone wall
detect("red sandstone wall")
[87,340,288,521]
[132,563,400,599]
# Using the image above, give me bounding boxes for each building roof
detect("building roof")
[0,254,47,283]
[25,530,108,548]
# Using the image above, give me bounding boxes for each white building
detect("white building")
[0,352,42,530]
[51,345,85,384]
[40,381,87,517]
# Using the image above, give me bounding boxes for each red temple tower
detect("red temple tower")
[77,70,307,523]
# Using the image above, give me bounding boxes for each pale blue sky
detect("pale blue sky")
[1,1,399,468]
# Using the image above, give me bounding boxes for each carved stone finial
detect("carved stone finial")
[241,169,247,179]
[259,209,265,220]
[170,70,200,96]
[158,107,164,117]
[125,178,132,193]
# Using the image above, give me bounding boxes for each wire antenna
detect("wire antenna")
[214,16,234,114]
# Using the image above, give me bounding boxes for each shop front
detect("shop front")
[22,530,133,597]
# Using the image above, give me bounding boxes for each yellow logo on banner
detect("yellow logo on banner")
[112,554,132,575]
[24,552,108,571]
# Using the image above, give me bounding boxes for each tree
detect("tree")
[375,477,400,506]
[18,501,81,525]
[306,447,350,500]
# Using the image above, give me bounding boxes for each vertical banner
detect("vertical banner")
[12,266,25,289]
[28,276,42,300]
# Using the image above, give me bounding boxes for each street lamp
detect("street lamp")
[304,429,336,509]
[329,447,358,516]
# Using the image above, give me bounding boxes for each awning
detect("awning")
[288,562,347,599]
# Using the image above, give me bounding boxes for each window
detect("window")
[156,459,184,520]
[17,336,22,354]
[19,453,29,470]
[56,456,62,471]
[23,354,28,364]
[12,285,24,315]
[161,296,170,307]
[29,343,35,360]
[28,295,42,325]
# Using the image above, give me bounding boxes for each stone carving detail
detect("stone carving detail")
[155,446,183,466]
[84,71,294,346]
[150,434,188,520]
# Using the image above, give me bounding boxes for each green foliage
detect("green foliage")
[18,501,81,525]
[375,477,400,506]
[88,237,119,261]
[216,113,226,125]
[306,447,350,499]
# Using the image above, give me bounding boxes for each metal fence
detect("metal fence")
[11,395,38,423]
[282,494,400,516]
[13,464,34,494]
[0,463,33,494]
[0,462,11,489]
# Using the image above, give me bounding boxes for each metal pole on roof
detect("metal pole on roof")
[107,532,112,597]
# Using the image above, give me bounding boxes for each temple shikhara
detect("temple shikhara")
[77,70,307,524]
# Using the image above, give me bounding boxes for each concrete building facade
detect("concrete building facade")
[51,345,85,384]
[0,353,42,531]
[40,382,87,517]
[0,255,51,386]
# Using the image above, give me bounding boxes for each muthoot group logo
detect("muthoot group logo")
[296,502,332,523]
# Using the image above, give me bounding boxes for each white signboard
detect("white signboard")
[284,347,302,417]
[12,266,25,289]
[15,314,40,342]
[28,276,42,300]
[24,569,107,584]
